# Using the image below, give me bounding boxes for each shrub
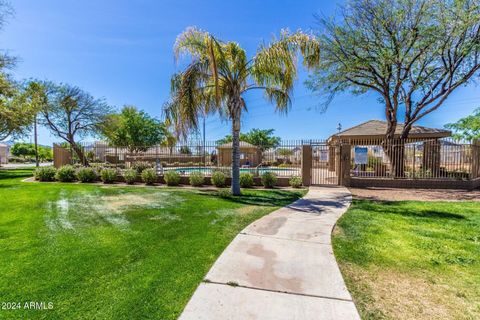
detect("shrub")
[34,166,56,181]
[289,176,302,188]
[211,171,226,187]
[164,170,181,186]
[261,172,277,188]
[239,172,254,188]
[55,165,76,182]
[218,189,232,198]
[189,171,204,187]
[132,161,153,174]
[100,168,117,184]
[123,169,137,184]
[76,167,97,183]
[141,168,157,185]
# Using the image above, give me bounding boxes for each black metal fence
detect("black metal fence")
[348,138,477,180]
[58,140,306,178]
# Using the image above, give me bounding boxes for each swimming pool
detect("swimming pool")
[163,166,299,176]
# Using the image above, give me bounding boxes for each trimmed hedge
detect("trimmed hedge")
[141,168,157,185]
[189,171,204,187]
[76,167,97,183]
[100,168,117,184]
[34,166,57,181]
[211,171,226,187]
[55,165,76,182]
[239,173,254,188]
[123,169,137,184]
[164,170,181,186]
[289,176,302,188]
[261,172,277,188]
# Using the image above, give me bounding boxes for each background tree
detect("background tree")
[100,106,166,153]
[307,0,480,176]
[277,148,294,164]
[10,142,35,159]
[21,81,48,167]
[0,2,35,141]
[164,27,319,195]
[41,83,111,165]
[445,108,480,141]
[216,128,281,151]
[160,130,177,155]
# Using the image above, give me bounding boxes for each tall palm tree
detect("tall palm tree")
[164,28,320,195]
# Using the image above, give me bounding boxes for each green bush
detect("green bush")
[211,171,226,187]
[289,176,302,188]
[100,168,117,184]
[218,189,232,198]
[261,172,277,188]
[132,161,153,174]
[123,169,137,184]
[239,173,254,188]
[34,166,56,181]
[141,168,157,185]
[55,165,77,182]
[76,167,97,183]
[164,170,181,186]
[189,171,204,187]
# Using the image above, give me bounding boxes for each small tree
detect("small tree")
[217,128,281,151]
[277,148,294,164]
[446,108,480,141]
[11,142,35,159]
[41,83,111,165]
[99,106,166,153]
[307,0,480,176]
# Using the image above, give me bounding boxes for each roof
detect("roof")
[217,141,258,149]
[329,120,451,140]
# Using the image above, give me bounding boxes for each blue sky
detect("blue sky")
[3,0,479,145]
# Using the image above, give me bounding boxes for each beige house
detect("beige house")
[0,143,9,164]
[217,141,261,167]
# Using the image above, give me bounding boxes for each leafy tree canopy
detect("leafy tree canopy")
[445,108,480,141]
[0,2,36,141]
[306,0,480,140]
[40,82,111,165]
[216,128,281,151]
[100,105,166,152]
[11,142,52,161]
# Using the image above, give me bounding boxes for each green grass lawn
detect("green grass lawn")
[333,199,480,320]
[0,169,305,319]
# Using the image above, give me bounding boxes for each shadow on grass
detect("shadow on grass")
[353,199,466,220]
[0,169,34,181]
[198,189,305,207]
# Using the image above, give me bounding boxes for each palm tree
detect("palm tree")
[164,28,320,195]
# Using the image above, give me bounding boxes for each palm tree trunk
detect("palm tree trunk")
[231,106,241,196]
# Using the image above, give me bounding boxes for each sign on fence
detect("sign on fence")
[354,147,368,165]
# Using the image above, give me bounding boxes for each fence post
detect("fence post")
[301,145,312,186]
[337,143,351,186]
[472,139,480,179]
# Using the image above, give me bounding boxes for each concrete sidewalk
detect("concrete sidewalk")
[180,187,360,320]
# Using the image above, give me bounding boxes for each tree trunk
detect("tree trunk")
[70,139,89,166]
[231,105,241,196]
[385,139,405,178]
[34,115,39,167]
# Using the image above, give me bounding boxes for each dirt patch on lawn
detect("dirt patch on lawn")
[349,187,480,201]
[341,263,478,320]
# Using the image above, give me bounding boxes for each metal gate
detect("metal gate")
[310,141,338,185]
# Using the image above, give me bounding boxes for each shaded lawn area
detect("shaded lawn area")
[0,169,305,319]
[333,199,480,320]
